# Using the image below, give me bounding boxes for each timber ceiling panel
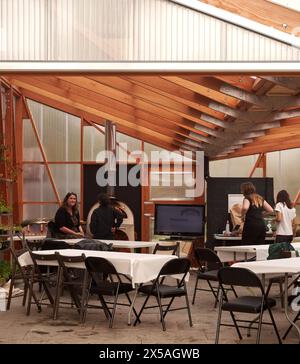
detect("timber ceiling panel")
[2,73,300,160]
[199,0,300,35]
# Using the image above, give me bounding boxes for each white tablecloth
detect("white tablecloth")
[18,249,180,285]
[232,257,300,275]
[14,236,156,250]
[215,242,300,262]
[57,239,157,250]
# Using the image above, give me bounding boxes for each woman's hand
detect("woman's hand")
[75,231,84,237]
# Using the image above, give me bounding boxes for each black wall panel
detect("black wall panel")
[83,164,141,240]
[206,177,274,247]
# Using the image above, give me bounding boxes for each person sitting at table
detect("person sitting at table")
[90,193,124,240]
[241,182,273,245]
[275,189,297,244]
[54,192,84,239]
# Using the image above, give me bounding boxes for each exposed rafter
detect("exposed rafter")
[2,73,300,160]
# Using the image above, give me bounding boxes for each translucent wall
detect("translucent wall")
[1,0,300,61]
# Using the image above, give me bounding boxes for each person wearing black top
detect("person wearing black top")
[90,193,124,240]
[241,182,273,245]
[54,192,84,239]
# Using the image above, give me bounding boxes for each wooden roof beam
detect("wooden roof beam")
[121,75,226,121]
[214,76,256,91]
[10,79,184,152]
[89,75,225,127]
[8,76,215,148]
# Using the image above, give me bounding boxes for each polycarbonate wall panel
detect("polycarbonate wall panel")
[0,0,47,60]
[23,204,58,221]
[48,164,81,201]
[210,155,260,178]
[27,99,80,161]
[23,164,56,202]
[83,125,105,162]
[267,149,300,199]
[117,132,141,162]
[1,0,300,61]
[23,118,43,161]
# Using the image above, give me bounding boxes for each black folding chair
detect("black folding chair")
[153,242,179,256]
[7,246,41,313]
[54,252,88,322]
[133,258,192,331]
[215,267,282,344]
[27,251,59,316]
[192,248,237,307]
[85,256,139,328]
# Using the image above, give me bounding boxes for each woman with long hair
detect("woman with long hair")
[241,182,273,245]
[275,190,297,243]
[54,192,84,238]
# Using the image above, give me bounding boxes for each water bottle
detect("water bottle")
[225,220,230,235]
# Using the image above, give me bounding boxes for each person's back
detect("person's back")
[241,182,273,245]
[275,190,297,243]
[89,193,124,240]
[245,194,265,223]
[90,205,117,239]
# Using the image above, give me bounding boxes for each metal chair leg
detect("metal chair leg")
[215,291,223,344]
[192,275,199,304]
[267,307,282,344]
[156,292,166,331]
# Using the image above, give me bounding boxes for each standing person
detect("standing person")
[275,190,297,244]
[54,192,84,238]
[90,193,124,240]
[241,182,274,245]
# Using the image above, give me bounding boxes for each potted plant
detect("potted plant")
[13,225,23,234]
[0,199,12,214]
[0,225,10,235]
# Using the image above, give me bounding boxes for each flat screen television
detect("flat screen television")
[154,204,205,239]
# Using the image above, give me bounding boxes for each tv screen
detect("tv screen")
[154,204,205,238]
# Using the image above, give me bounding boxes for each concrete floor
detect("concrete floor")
[0,273,299,344]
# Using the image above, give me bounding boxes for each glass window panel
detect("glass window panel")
[144,142,191,163]
[49,164,81,202]
[144,142,169,161]
[210,155,259,177]
[83,125,105,161]
[26,99,80,161]
[117,132,141,162]
[267,149,300,199]
[150,171,195,201]
[23,204,58,221]
[23,164,56,202]
[27,99,42,126]
[23,119,43,161]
